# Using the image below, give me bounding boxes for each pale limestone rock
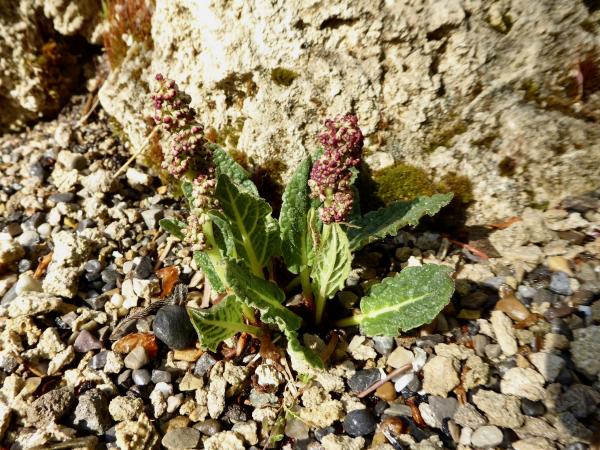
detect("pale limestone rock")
[472,389,524,428]
[490,310,518,356]
[422,356,460,397]
[204,431,245,450]
[4,291,67,318]
[109,396,145,422]
[115,413,159,450]
[501,367,546,401]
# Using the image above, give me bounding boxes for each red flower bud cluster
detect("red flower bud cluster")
[308,114,364,224]
[151,74,216,212]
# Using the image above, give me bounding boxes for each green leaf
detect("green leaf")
[187,296,247,351]
[358,264,454,336]
[208,210,237,258]
[215,174,279,274]
[194,251,225,293]
[211,145,259,195]
[285,329,324,369]
[347,194,453,252]
[159,218,186,240]
[311,223,352,302]
[279,158,312,273]
[225,259,302,331]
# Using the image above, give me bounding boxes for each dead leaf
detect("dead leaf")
[156,265,180,298]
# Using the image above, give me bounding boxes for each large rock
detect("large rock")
[98,0,600,222]
[0,0,101,131]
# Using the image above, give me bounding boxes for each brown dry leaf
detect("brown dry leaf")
[112,332,158,358]
[34,252,53,279]
[156,265,180,298]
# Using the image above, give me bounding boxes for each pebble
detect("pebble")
[428,396,458,424]
[490,310,518,356]
[387,346,414,369]
[134,256,154,279]
[194,353,217,377]
[16,230,39,249]
[27,387,74,424]
[372,336,394,355]
[472,389,523,428]
[343,409,377,437]
[375,382,396,401]
[348,369,382,393]
[521,398,546,417]
[153,305,197,350]
[124,345,149,370]
[132,369,151,386]
[285,417,310,440]
[500,367,545,401]
[549,271,573,296]
[73,330,102,353]
[528,352,565,382]
[141,208,164,229]
[89,350,108,370]
[161,427,201,450]
[73,388,111,433]
[151,369,172,384]
[495,295,531,321]
[471,425,503,448]
[195,419,222,436]
[422,356,459,397]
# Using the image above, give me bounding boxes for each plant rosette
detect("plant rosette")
[154,75,455,368]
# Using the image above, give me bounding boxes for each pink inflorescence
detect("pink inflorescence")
[309,114,364,224]
[151,73,213,180]
[151,74,217,248]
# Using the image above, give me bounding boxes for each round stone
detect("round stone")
[132,369,151,386]
[194,419,222,436]
[521,398,546,417]
[153,305,197,349]
[343,409,377,437]
[471,425,503,448]
[161,427,201,449]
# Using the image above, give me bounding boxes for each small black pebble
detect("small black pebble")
[134,256,154,279]
[343,409,377,437]
[521,398,546,416]
[153,305,197,350]
[348,369,381,393]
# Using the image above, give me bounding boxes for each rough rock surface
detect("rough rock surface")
[0,0,100,131]
[99,0,600,222]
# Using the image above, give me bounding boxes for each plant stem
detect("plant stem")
[300,267,313,301]
[314,291,326,325]
[238,322,264,337]
[332,314,362,328]
[201,218,226,282]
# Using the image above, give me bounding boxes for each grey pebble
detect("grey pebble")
[73,388,111,433]
[161,427,201,449]
[89,351,108,370]
[343,409,377,437]
[194,419,222,436]
[348,369,381,393]
[194,353,217,377]
[132,369,151,386]
[151,369,172,384]
[550,271,573,296]
[373,336,394,355]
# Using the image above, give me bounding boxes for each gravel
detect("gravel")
[0,100,598,449]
